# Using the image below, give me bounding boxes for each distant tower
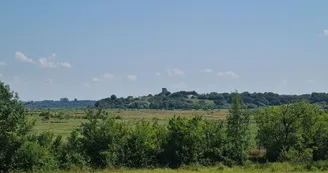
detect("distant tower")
[162,88,168,94]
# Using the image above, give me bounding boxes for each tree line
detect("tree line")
[23,90,328,110]
[2,81,328,172]
[24,99,96,109]
[95,90,328,110]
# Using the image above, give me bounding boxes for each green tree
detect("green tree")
[255,101,328,161]
[162,116,207,167]
[79,108,128,168]
[0,81,34,172]
[10,141,57,172]
[225,91,250,164]
[123,120,167,167]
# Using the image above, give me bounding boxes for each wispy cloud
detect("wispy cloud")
[0,74,2,77]
[217,71,239,79]
[0,62,7,66]
[201,68,214,73]
[128,75,137,81]
[16,52,34,64]
[59,62,72,68]
[155,72,161,76]
[167,68,185,77]
[324,30,328,36]
[15,52,71,68]
[92,77,101,82]
[39,54,71,68]
[103,73,115,79]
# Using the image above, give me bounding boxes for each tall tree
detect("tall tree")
[225,91,250,164]
[0,81,33,172]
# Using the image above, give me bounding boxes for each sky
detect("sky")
[1,0,328,101]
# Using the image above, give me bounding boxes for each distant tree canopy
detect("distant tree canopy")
[94,91,328,110]
[24,100,96,109]
[21,90,328,110]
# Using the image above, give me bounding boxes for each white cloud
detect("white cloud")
[167,68,185,77]
[39,54,71,68]
[15,52,71,68]
[15,52,34,64]
[217,71,239,79]
[324,30,328,36]
[103,73,115,79]
[0,62,7,66]
[201,68,214,73]
[0,74,2,77]
[128,75,137,81]
[92,77,101,82]
[59,62,72,68]
[155,72,161,76]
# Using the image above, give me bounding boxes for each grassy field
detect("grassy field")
[29,109,229,138]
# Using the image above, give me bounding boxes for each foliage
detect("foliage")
[122,120,167,168]
[162,116,207,167]
[94,90,328,110]
[225,92,251,164]
[255,101,328,161]
[10,141,58,171]
[7,79,328,172]
[0,81,34,172]
[78,108,129,168]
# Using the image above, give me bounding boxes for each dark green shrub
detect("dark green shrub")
[0,82,34,172]
[255,101,328,161]
[162,116,207,167]
[11,141,58,171]
[123,120,167,167]
[279,147,313,163]
[202,120,226,165]
[79,108,129,168]
[57,130,87,169]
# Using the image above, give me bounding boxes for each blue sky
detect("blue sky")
[1,0,328,100]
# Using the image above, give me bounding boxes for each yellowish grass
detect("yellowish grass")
[30,109,228,137]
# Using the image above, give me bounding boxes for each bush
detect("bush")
[279,147,313,163]
[11,141,58,171]
[202,121,226,165]
[40,111,51,121]
[123,120,167,167]
[162,116,207,167]
[0,81,34,172]
[55,130,87,169]
[255,101,328,161]
[79,108,129,168]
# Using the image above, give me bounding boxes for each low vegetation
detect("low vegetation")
[3,81,328,172]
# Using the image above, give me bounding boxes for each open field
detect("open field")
[29,109,230,138]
